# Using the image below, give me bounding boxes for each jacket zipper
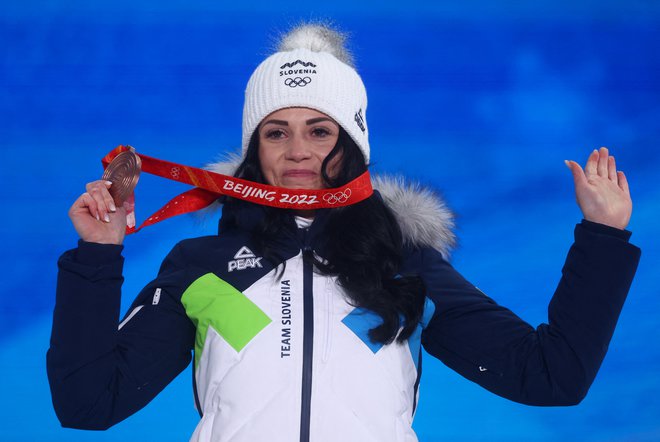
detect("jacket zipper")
[299,230,314,442]
[321,279,333,363]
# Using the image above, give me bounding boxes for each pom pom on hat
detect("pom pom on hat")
[277,24,355,67]
[242,23,370,161]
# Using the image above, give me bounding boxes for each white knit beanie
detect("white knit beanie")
[242,24,370,162]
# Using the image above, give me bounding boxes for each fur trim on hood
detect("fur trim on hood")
[205,159,456,258]
[371,175,455,259]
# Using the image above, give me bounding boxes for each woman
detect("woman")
[48,24,641,441]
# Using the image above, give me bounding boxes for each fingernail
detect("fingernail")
[564,160,571,168]
[96,213,100,221]
[109,202,116,212]
[104,213,110,223]
[105,181,113,186]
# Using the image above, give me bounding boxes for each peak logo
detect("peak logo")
[228,246,263,272]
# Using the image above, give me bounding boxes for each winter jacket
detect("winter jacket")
[47,179,641,442]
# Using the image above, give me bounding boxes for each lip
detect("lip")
[283,169,317,177]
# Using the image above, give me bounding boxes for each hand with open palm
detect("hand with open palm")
[565,147,632,230]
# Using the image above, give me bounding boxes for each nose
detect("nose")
[285,136,312,162]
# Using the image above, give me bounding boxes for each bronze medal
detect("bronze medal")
[101,148,141,205]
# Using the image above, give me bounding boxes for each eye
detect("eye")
[311,127,332,138]
[264,129,286,140]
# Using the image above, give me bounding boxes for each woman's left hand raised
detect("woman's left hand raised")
[565,147,632,230]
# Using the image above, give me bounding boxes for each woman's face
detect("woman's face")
[258,107,340,190]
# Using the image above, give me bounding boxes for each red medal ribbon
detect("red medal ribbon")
[101,145,373,234]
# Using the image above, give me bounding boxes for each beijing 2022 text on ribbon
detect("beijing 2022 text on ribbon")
[101,145,374,234]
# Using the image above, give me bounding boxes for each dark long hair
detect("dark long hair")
[226,128,425,345]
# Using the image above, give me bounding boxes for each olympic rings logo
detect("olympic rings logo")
[284,76,312,88]
[323,188,352,204]
[171,167,181,179]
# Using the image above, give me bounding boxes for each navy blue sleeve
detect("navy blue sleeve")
[418,221,641,406]
[47,240,196,429]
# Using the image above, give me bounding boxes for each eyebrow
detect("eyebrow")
[260,117,336,128]
[261,119,288,127]
[305,117,335,125]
